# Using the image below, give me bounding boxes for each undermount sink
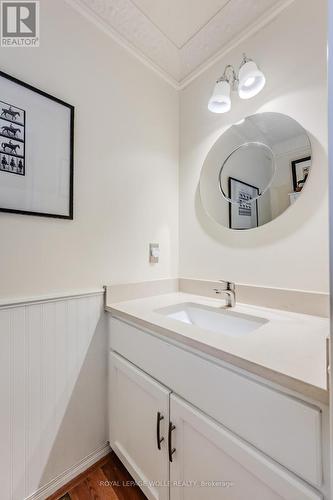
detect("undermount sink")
[155,302,268,337]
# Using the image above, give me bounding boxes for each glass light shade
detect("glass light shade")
[208,80,231,113]
[238,60,266,99]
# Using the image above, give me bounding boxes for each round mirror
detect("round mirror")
[200,112,312,230]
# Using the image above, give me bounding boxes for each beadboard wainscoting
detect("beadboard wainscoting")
[0,291,109,500]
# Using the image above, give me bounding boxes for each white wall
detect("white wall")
[0,0,179,300]
[179,0,328,292]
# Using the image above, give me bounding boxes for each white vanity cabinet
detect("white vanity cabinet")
[108,316,327,500]
[169,395,321,500]
[109,352,170,500]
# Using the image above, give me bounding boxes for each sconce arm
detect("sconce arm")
[217,64,238,91]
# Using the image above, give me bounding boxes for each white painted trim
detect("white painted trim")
[65,0,295,90]
[0,288,105,309]
[24,442,111,500]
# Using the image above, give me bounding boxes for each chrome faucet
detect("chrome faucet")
[213,281,236,308]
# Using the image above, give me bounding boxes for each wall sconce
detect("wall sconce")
[208,54,266,113]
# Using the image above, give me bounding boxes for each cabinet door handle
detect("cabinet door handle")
[156,412,164,450]
[168,422,176,462]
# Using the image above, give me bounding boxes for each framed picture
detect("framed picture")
[0,70,74,219]
[228,177,259,230]
[291,156,311,193]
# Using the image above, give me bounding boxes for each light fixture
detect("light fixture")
[208,54,265,113]
[208,79,231,113]
[238,55,266,99]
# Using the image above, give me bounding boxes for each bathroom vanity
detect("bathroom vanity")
[105,282,330,500]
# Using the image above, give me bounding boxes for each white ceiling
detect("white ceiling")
[131,0,230,48]
[67,0,294,88]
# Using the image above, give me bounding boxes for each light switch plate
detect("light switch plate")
[149,243,159,263]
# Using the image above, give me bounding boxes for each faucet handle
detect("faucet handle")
[219,280,235,291]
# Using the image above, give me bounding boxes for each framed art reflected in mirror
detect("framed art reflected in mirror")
[291,156,311,193]
[0,70,74,219]
[229,177,259,230]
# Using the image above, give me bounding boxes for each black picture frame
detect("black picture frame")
[228,177,259,230]
[291,156,311,193]
[0,70,74,219]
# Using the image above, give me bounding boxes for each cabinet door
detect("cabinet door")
[109,352,170,500]
[169,394,322,500]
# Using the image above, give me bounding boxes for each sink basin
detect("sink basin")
[155,302,268,337]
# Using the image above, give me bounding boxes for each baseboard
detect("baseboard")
[25,442,111,500]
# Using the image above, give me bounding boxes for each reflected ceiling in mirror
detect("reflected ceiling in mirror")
[200,112,311,230]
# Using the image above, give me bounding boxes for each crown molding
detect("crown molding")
[65,0,180,89]
[65,0,296,90]
[178,0,296,89]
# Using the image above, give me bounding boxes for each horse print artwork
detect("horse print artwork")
[1,123,21,137]
[0,100,25,176]
[0,69,74,218]
[1,106,20,120]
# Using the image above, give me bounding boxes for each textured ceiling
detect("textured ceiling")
[131,0,229,48]
[67,0,293,87]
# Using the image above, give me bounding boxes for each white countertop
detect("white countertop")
[106,292,329,403]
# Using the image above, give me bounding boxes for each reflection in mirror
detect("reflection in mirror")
[200,112,312,230]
